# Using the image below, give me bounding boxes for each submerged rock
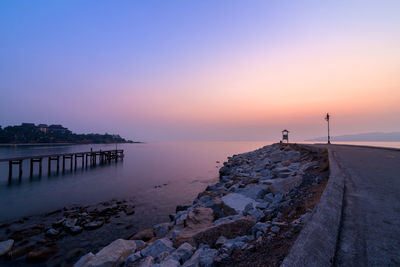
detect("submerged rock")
[6,245,35,261]
[26,246,59,263]
[0,239,14,257]
[45,228,59,237]
[84,220,104,230]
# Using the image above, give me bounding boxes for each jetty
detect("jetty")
[1,149,124,180]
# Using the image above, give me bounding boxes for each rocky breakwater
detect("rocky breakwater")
[75,143,329,267]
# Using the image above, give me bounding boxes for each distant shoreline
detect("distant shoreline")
[0,141,143,146]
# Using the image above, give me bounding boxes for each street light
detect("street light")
[325,113,331,144]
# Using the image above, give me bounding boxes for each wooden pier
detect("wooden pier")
[0,149,124,181]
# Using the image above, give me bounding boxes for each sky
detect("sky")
[1,0,400,141]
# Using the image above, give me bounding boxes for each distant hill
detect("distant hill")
[307,132,400,142]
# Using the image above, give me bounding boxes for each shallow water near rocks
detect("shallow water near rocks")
[0,142,271,223]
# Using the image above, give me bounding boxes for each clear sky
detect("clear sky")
[1,1,399,141]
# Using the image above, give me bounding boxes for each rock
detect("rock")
[84,220,104,230]
[199,249,217,267]
[63,218,78,228]
[219,166,230,177]
[221,193,257,213]
[273,167,293,178]
[182,248,217,267]
[125,207,135,215]
[182,248,201,267]
[273,192,283,202]
[186,207,214,227]
[6,245,35,260]
[213,214,242,226]
[215,236,227,248]
[133,240,146,251]
[74,252,95,267]
[209,198,237,219]
[125,251,142,264]
[176,205,190,212]
[223,239,246,250]
[153,258,181,267]
[243,203,254,214]
[155,251,170,263]
[46,228,59,237]
[69,226,83,235]
[52,218,66,227]
[301,161,319,172]
[205,185,217,191]
[168,242,194,263]
[9,225,44,241]
[252,222,270,236]
[263,193,274,203]
[0,239,14,257]
[175,211,187,226]
[131,228,154,242]
[270,226,280,233]
[141,238,174,259]
[255,202,269,210]
[246,208,265,222]
[126,256,154,267]
[171,228,182,241]
[153,223,170,238]
[85,239,137,267]
[26,246,59,263]
[173,207,214,247]
[236,184,269,200]
[267,176,303,193]
[190,217,255,247]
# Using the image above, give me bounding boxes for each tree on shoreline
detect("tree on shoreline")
[0,123,133,144]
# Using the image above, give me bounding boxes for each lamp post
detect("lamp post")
[325,113,331,144]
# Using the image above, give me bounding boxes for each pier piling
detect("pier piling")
[2,149,124,181]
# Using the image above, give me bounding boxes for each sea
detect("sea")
[1,141,399,223]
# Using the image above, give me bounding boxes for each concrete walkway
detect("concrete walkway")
[329,145,400,266]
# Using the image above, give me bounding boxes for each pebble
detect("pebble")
[270,226,280,233]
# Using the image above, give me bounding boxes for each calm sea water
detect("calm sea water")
[1,141,399,223]
[0,142,271,222]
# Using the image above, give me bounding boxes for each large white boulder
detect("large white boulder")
[83,239,137,267]
[236,184,269,200]
[221,193,257,213]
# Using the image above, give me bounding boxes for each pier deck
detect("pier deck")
[1,149,124,180]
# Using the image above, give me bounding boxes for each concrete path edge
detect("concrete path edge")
[281,148,344,267]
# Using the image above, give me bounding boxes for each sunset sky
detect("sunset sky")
[1,1,399,141]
